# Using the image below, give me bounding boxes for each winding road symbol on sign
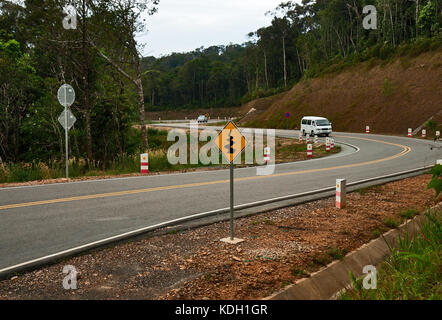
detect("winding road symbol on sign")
[215,121,247,163]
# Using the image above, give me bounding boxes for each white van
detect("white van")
[301,116,332,137]
[197,115,208,123]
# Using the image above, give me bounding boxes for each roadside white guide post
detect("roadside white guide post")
[141,153,149,174]
[264,147,271,163]
[307,144,313,159]
[336,179,347,209]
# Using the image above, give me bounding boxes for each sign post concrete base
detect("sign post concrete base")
[220,237,244,245]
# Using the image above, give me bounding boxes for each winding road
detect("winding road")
[0,123,441,275]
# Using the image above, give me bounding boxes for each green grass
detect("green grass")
[0,129,219,183]
[400,209,419,220]
[340,210,441,300]
[327,247,347,260]
[310,247,346,267]
[292,268,309,277]
[384,218,400,229]
[373,229,382,238]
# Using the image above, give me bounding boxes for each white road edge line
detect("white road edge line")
[0,165,432,277]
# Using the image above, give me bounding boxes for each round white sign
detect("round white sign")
[57,84,76,107]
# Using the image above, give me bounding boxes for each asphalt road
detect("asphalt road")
[0,125,441,271]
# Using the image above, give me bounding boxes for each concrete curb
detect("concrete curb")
[266,203,440,300]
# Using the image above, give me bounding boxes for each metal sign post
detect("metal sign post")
[230,161,234,240]
[214,121,248,244]
[57,84,76,179]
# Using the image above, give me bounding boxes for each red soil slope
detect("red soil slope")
[242,51,441,134]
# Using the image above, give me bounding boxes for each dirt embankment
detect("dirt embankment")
[149,51,441,135]
[242,51,442,134]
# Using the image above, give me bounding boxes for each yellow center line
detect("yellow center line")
[0,136,411,211]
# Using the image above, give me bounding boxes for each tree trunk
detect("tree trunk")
[81,0,93,160]
[135,78,148,151]
[264,51,269,89]
[282,36,287,88]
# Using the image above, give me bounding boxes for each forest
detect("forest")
[0,0,440,169]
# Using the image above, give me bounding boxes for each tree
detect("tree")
[87,0,159,151]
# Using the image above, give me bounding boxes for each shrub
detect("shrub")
[400,209,419,220]
[427,164,442,196]
[384,218,399,229]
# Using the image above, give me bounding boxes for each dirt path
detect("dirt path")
[0,175,438,300]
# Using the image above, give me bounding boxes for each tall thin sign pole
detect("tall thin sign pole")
[64,86,69,179]
[230,161,234,240]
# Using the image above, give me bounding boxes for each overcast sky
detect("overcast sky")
[138,0,287,57]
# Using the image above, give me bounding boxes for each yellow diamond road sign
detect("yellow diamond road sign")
[215,121,248,163]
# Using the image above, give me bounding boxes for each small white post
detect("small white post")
[141,153,149,174]
[307,144,313,159]
[336,179,346,209]
[264,147,271,163]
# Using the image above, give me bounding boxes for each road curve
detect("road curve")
[0,126,441,271]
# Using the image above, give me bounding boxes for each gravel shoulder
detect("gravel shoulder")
[0,174,438,300]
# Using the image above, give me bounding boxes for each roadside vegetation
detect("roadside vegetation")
[0,128,340,184]
[340,166,442,300]
[340,210,441,300]
[1,1,441,172]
